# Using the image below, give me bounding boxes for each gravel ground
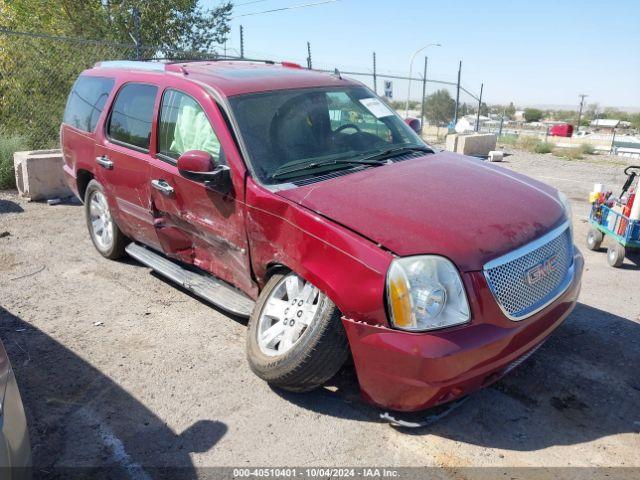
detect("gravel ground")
[0,149,639,477]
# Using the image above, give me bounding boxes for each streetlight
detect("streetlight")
[405,43,441,118]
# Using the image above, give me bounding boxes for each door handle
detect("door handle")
[95,155,114,170]
[151,179,174,196]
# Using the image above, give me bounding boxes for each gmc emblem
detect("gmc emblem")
[525,255,559,285]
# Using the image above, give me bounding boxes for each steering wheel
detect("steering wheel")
[334,123,362,134]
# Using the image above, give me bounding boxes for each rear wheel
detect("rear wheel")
[606,243,626,268]
[586,228,603,251]
[246,271,349,392]
[84,180,128,259]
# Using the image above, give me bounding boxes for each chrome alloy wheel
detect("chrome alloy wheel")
[88,190,114,251]
[257,273,322,356]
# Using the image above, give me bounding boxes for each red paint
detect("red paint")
[549,123,574,137]
[61,61,584,411]
[177,150,214,173]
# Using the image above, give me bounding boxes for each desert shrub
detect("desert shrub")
[498,135,517,146]
[580,143,595,155]
[517,136,540,152]
[0,131,28,190]
[552,147,583,160]
[534,142,554,154]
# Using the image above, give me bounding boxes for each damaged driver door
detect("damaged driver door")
[147,87,254,294]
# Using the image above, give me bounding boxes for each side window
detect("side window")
[63,76,115,132]
[158,89,223,162]
[107,83,158,150]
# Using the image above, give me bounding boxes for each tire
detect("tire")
[586,228,603,251]
[84,179,128,259]
[606,243,626,268]
[246,271,350,392]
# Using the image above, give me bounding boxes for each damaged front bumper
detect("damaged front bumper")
[342,251,584,412]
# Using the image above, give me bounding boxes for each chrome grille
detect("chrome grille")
[483,224,574,320]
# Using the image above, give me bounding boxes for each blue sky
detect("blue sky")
[201,0,640,109]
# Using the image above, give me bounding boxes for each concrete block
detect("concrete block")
[445,134,458,152]
[488,150,504,162]
[456,133,497,157]
[14,149,71,201]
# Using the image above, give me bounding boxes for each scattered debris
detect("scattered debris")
[380,397,469,428]
[0,231,10,238]
[93,321,104,327]
[47,198,62,206]
[10,265,45,281]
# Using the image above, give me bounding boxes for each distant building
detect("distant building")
[513,110,526,121]
[590,119,620,130]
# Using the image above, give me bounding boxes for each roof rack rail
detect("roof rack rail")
[94,60,165,71]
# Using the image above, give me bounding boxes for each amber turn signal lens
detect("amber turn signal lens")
[387,264,415,329]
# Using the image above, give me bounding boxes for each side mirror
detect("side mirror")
[177,150,231,192]
[404,117,422,134]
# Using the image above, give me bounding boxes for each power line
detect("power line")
[235,0,272,7]
[232,0,340,19]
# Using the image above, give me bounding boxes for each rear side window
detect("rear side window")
[107,83,158,150]
[63,76,115,132]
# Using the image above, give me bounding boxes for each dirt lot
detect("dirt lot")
[1,150,639,477]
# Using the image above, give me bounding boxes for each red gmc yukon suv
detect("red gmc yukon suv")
[60,60,583,412]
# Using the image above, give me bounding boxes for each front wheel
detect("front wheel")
[246,272,350,392]
[606,243,626,268]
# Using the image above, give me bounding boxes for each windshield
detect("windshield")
[228,86,429,184]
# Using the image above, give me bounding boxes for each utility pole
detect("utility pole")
[475,83,484,132]
[132,7,141,60]
[420,57,428,131]
[372,52,377,94]
[240,25,245,59]
[306,42,312,69]
[577,94,588,133]
[453,60,462,126]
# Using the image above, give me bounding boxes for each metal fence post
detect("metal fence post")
[372,52,377,94]
[475,82,483,132]
[306,42,312,69]
[453,60,462,126]
[420,57,428,131]
[240,25,244,59]
[132,7,141,60]
[498,111,505,137]
[610,127,616,155]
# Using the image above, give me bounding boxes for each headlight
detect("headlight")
[558,191,573,240]
[386,255,471,332]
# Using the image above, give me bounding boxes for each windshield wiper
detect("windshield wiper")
[359,145,433,162]
[269,158,387,180]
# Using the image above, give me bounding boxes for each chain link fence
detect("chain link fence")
[0,28,485,154]
[0,29,227,151]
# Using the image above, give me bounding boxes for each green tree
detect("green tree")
[0,1,233,149]
[424,89,455,125]
[2,0,233,54]
[524,108,544,123]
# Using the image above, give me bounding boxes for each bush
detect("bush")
[498,135,517,146]
[0,131,28,190]
[580,143,595,155]
[552,147,583,160]
[517,136,540,152]
[534,142,554,154]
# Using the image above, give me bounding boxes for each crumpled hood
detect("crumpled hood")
[277,151,566,271]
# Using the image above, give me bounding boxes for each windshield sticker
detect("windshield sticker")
[359,98,394,118]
